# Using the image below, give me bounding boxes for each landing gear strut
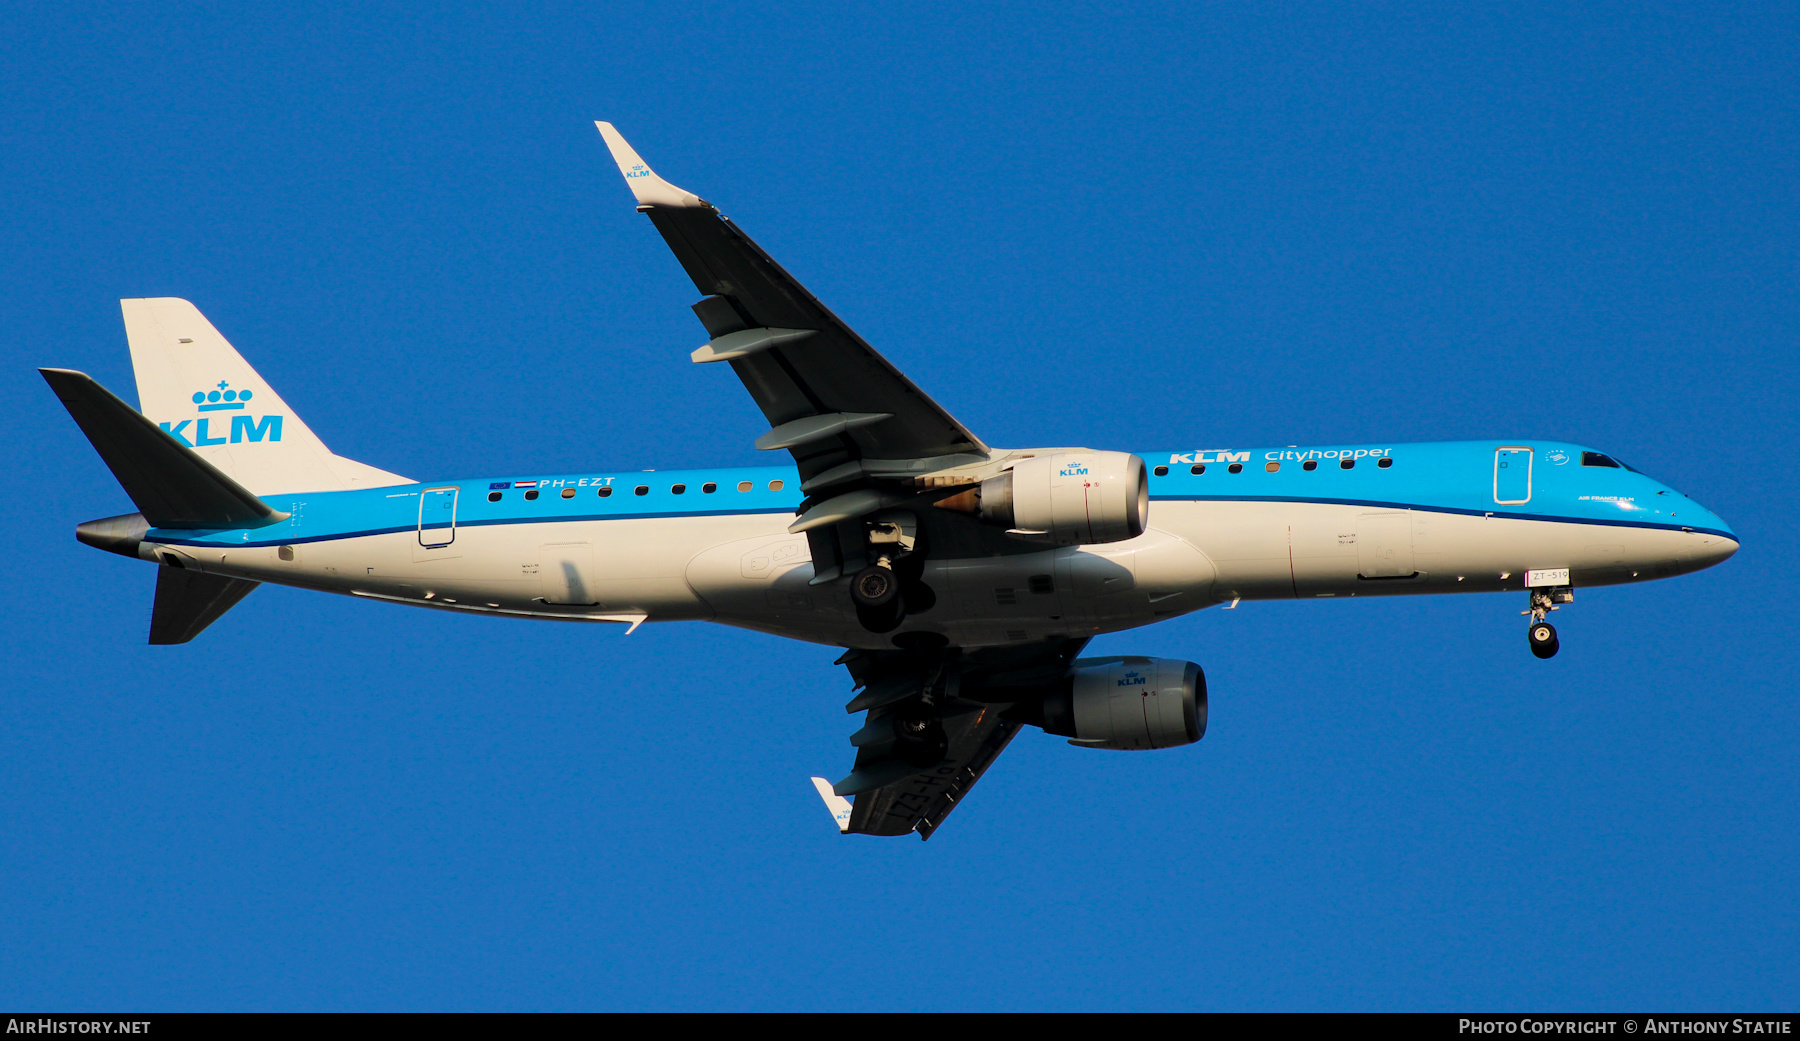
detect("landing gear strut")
[849,515,934,634]
[1522,585,1573,659]
[888,646,952,768]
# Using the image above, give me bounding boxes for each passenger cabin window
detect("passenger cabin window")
[702,482,717,493]
[738,481,753,492]
[561,488,576,499]
[1228,463,1243,474]
[769,480,784,491]
[1265,461,1279,472]
[1582,452,1621,468]
[524,489,539,500]
[488,491,502,502]
[671,484,686,494]
[1190,464,1205,475]
[1378,457,1393,468]
[1153,465,1168,476]
[1302,460,1317,471]
[1340,458,1355,469]
[598,486,613,497]
[634,485,649,496]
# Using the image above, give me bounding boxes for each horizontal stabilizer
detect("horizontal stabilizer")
[149,568,260,644]
[40,368,287,530]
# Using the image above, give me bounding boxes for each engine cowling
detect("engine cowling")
[1038,657,1206,750]
[978,451,1148,545]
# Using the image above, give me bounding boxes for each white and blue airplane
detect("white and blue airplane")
[42,122,1739,838]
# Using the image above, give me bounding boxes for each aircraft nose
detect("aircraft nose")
[1690,532,1739,570]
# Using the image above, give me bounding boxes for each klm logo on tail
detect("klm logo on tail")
[159,380,282,447]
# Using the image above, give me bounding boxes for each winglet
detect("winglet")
[594,122,706,209]
[809,777,853,833]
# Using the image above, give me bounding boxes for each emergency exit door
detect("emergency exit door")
[1494,448,1532,505]
[418,487,459,547]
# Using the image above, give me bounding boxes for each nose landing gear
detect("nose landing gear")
[1522,585,1574,659]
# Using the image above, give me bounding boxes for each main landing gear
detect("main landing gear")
[852,563,906,633]
[1522,586,1574,659]
[850,517,936,634]
[890,699,949,767]
[885,639,952,767]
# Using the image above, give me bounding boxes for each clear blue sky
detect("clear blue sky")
[1,2,1794,1011]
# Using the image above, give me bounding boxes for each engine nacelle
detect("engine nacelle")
[1038,657,1206,750]
[977,451,1148,545]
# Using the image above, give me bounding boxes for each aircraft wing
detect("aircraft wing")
[838,702,1023,839]
[594,122,988,495]
[821,639,1088,839]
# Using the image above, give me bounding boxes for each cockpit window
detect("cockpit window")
[1582,452,1621,468]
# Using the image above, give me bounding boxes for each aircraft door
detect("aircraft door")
[418,487,459,547]
[1494,448,1532,505]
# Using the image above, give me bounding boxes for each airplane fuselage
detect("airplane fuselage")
[118,439,1738,650]
[47,122,1745,836]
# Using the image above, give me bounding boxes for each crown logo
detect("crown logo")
[192,380,254,412]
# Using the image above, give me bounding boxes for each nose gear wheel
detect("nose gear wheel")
[1521,586,1572,659]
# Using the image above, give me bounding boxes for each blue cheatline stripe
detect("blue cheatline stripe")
[1149,494,1735,540]
[148,506,801,549]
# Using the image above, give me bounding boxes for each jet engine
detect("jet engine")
[965,451,1149,545]
[1034,656,1206,750]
